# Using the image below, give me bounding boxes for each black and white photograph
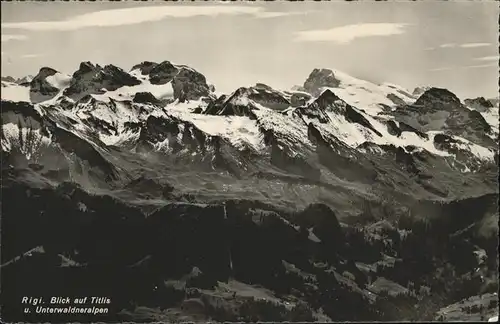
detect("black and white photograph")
[1,1,499,322]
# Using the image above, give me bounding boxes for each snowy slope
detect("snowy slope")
[310,69,416,115]
[291,89,494,163]
[203,84,495,164]
[45,72,72,90]
[463,100,499,138]
[2,63,498,174]
[479,109,499,136]
[16,75,34,85]
[168,108,265,152]
[253,103,313,156]
[1,81,30,102]
[1,108,52,160]
[1,122,52,159]
[105,69,175,101]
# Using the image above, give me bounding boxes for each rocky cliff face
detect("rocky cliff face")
[303,68,341,96]
[391,88,495,148]
[171,67,211,102]
[29,67,62,103]
[131,60,211,102]
[464,97,495,112]
[63,62,141,101]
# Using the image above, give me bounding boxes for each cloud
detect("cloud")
[428,67,453,72]
[20,53,43,59]
[294,23,409,44]
[426,43,492,51]
[473,55,499,62]
[439,43,457,48]
[428,63,497,72]
[2,34,27,42]
[460,43,491,48]
[1,6,293,31]
[254,11,299,19]
[463,63,497,69]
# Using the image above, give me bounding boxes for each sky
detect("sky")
[1,1,499,99]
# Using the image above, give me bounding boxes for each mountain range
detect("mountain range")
[1,60,498,322]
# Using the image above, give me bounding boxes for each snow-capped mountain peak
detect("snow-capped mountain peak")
[302,68,416,115]
[1,61,498,193]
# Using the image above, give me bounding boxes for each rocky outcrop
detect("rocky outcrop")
[303,68,341,96]
[414,87,462,110]
[131,61,211,102]
[133,92,161,105]
[29,67,60,103]
[464,97,494,112]
[295,91,335,123]
[131,61,159,76]
[290,91,312,107]
[171,67,210,102]
[248,86,290,111]
[16,75,34,86]
[63,62,141,101]
[1,75,35,86]
[204,94,229,115]
[204,87,257,117]
[392,88,494,147]
[1,76,16,83]
[1,100,120,185]
[385,120,428,139]
[298,89,382,136]
[412,86,431,97]
[387,93,406,106]
[148,61,179,85]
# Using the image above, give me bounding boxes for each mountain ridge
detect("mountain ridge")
[2,61,498,200]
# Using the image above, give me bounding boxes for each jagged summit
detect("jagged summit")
[1,61,497,182]
[133,91,161,105]
[63,61,141,101]
[129,60,212,102]
[204,86,256,116]
[464,97,495,112]
[28,67,71,104]
[34,67,58,78]
[412,86,432,97]
[147,61,178,85]
[130,61,158,75]
[392,87,495,148]
[314,88,343,104]
[301,68,415,113]
[171,66,211,102]
[254,83,274,91]
[78,61,99,73]
[75,93,97,105]
[414,87,461,107]
[1,76,17,83]
[1,74,39,86]
[204,84,291,117]
[303,68,341,96]
[1,59,216,109]
[15,75,35,86]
